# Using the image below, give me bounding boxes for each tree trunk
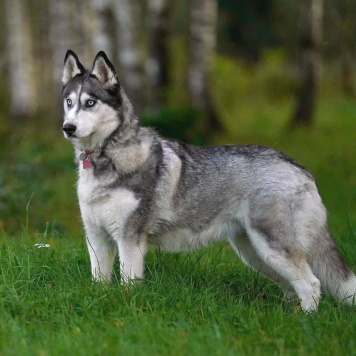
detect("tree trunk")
[4,0,36,120]
[89,0,113,57]
[114,0,144,113]
[146,0,172,110]
[340,18,354,96]
[49,0,70,88]
[188,0,221,132]
[341,47,354,97]
[291,0,324,128]
[71,0,92,64]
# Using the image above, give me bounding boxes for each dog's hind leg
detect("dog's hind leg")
[244,227,321,311]
[228,234,298,301]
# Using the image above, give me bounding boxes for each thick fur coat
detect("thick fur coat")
[62,50,356,311]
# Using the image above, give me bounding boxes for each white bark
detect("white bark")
[49,0,70,87]
[5,0,36,118]
[89,0,112,56]
[50,0,93,86]
[188,0,218,110]
[78,0,96,63]
[70,0,91,64]
[114,0,143,111]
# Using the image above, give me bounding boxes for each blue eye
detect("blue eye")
[86,100,96,108]
[66,98,72,107]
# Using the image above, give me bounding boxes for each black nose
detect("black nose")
[63,124,76,136]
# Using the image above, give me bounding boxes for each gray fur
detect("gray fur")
[62,50,356,311]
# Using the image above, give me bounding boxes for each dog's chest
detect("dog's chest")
[77,169,140,235]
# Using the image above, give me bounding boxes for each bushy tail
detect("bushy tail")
[308,226,356,305]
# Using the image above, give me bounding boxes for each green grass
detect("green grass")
[0,53,356,354]
[0,234,355,355]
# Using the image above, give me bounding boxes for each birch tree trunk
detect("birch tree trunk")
[114,0,144,113]
[49,0,70,88]
[188,0,220,132]
[71,0,92,64]
[291,0,324,127]
[147,0,172,110]
[5,0,36,120]
[89,0,112,57]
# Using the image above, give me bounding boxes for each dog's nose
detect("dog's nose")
[63,124,77,136]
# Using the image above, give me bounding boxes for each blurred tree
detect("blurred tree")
[339,0,355,96]
[114,0,144,113]
[188,0,221,132]
[291,0,324,127]
[146,0,172,110]
[71,0,93,64]
[5,0,36,120]
[90,0,112,57]
[340,21,354,96]
[50,0,70,87]
[218,0,274,61]
[2,0,355,131]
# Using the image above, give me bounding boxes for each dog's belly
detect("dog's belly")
[148,220,240,252]
[148,199,247,252]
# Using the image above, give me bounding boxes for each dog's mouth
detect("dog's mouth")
[63,131,77,139]
[64,130,94,141]
[66,133,77,138]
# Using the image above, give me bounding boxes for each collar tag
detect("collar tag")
[79,151,94,169]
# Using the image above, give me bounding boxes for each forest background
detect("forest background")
[0,1,356,354]
[0,0,355,236]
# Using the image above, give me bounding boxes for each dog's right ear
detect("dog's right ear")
[91,51,119,93]
[62,50,85,86]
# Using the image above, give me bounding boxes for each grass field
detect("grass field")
[0,56,356,355]
[0,235,356,355]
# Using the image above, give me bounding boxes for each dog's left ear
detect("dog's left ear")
[62,50,86,86]
[91,51,119,92]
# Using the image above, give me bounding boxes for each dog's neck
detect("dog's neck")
[74,125,155,176]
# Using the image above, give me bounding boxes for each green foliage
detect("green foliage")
[218,0,276,60]
[141,107,202,144]
[0,129,78,235]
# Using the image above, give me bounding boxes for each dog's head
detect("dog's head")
[62,50,133,148]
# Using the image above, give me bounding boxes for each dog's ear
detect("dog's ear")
[62,50,85,86]
[91,51,119,93]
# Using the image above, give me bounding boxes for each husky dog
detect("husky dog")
[62,49,356,311]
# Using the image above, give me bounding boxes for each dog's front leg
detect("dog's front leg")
[117,235,148,284]
[85,224,116,282]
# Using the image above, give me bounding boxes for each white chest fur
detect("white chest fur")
[77,168,140,238]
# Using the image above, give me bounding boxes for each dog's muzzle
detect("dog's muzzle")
[63,124,77,136]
